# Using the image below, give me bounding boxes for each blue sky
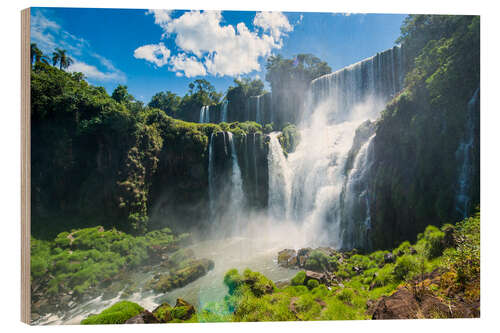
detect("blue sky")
[31,7,405,103]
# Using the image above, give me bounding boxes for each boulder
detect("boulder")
[298,255,307,267]
[152,302,173,323]
[371,288,420,319]
[297,248,312,257]
[125,310,160,324]
[172,298,195,320]
[304,270,327,284]
[278,249,296,266]
[147,258,215,293]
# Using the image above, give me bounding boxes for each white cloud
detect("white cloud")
[253,11,293,43]
[146,9,172,29]
[133,43,171,67]
[30,9,126,83]
[68,61,126,82]
[170,53,207,77]
[135,10,294,77]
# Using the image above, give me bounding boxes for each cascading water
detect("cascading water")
[341,134,376,249]
[220,100,228,122]
[267,132,292,220]
[227,132,245,231]
[207,132,215,220]
[268,45,406,248]
[200,105,210,123]
[455,88,480,218]
[256,95,262,124]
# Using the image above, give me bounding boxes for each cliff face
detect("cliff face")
[366,16,480,249]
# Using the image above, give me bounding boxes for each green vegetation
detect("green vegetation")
[278,123,300,156]
[81,301,144,325]
[370,15,480,249]
[31,226,189,298]
[75,211,479,324]
[213,212,479,322]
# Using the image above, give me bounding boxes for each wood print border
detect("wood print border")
[21,7,31,325]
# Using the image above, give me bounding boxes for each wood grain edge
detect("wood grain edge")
[21,7,31,325]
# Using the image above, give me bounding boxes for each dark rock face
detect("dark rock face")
[125,310,160,324]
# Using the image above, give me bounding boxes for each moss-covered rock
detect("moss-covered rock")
[81,301,144,324]
[152,302,173,322]
[147,258,215,293]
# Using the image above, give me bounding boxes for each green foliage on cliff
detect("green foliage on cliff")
[370,15,479,249]
[31,61,275,237]
[278,123,300,156]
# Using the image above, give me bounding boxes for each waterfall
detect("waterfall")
[267,45,406,248]
[221,100,228,123]
[305,45,404,124]
[200,105,210,123]
[208,132,215,219]
[256,95,262,124]
[455,88,480,218]
[341,134,375,248]
[227,133,244,227]
[268,132,292,220]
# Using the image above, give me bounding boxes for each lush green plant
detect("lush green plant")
[307,279,319,290]
[393,254,419,281]
[81,301,143,324]
[291,271,306,286]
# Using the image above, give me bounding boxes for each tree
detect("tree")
[265,53,331,126]
[112,85,134,104]
[52,48,74,70]
[30,43,49,65]
[187,79,222,105]
[148,91,181,117]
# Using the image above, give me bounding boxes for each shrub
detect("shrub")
[337,288,354,303]
[393,241,412,256]
[307,279,319,290]
[81,301,143,324]
[444,211,480,284]
[304,250,330,272]
[393,255,419,281]
[417,225,445,259]
[291,271,306,286]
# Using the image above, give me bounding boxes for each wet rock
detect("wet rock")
[172,298,195,320]
[125,310,160,324]
[146,258,214,293]
[298,255,307,267]
[297,248,312,257]
[305,270,327,284]
[278,249,296,266]
[152,303,173,323]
